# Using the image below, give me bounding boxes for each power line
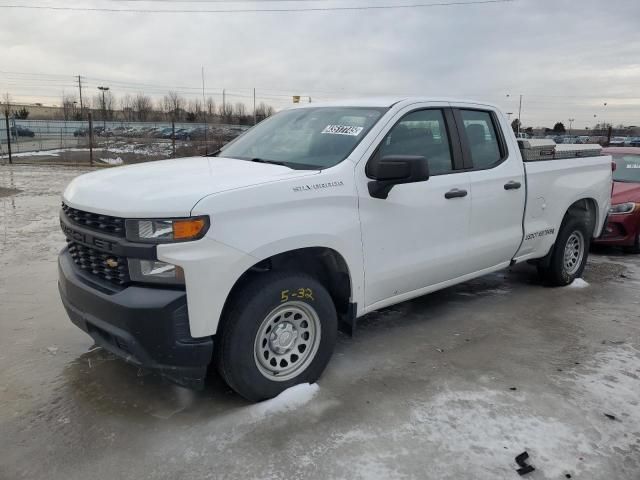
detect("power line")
[0,0,515,14]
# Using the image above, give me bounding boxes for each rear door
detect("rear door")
[450,105,526,273]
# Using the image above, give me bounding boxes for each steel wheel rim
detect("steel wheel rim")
[563,230,585,275]
[254,301,321,382]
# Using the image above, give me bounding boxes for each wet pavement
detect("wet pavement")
[1,164,639,480]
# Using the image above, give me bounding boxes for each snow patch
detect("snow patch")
[99,157,124,165]
[568,278,589,288]
[250,383,319,418]
[0,148,90,158]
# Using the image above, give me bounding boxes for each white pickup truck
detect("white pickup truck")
[58,98,612,401]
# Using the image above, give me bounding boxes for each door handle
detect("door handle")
[444,188,468,199]
[504,181,522,190]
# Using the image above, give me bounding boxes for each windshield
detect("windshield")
[217,107,387,169]
[613,154,640,182]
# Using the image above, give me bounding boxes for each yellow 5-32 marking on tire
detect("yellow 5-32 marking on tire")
[280,288,314,302]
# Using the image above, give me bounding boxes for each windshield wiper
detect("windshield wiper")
[250,157,289,167]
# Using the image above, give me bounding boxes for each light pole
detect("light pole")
[506,94,523,135]
[97,86,110,130]
[568,118,574,136]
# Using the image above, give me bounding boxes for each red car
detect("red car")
[594,150,640,252]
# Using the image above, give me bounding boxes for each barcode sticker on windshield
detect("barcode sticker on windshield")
[322,125,364,136]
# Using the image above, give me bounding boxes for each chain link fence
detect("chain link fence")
[0,117,248,165]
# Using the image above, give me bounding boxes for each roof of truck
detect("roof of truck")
[291,97,500,109]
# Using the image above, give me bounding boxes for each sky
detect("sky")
[0,0,639,128]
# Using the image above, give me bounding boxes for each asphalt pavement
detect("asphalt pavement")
[1,164,639,480]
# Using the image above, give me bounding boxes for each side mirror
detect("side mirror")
[367,155,430,199]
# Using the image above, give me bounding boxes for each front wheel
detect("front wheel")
[538,216,590,286]
[216,272,337,402]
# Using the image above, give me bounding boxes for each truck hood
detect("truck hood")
[63,156,319,217]
[612,181,640,204]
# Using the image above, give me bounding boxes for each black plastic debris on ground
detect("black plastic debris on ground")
[604,413,617,421]
[515,451,535,476]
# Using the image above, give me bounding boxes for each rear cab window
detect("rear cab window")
[458,109,506,170]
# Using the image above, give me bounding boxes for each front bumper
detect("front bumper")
[593,212,640,247]
[58,248,213,389]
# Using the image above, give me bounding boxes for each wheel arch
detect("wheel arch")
[565,197,598,238]
[536,197,599,268]
[217,246,354,336]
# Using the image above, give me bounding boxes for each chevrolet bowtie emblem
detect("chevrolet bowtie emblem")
[105,258,119,268]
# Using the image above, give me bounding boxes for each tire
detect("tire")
[538,215,590,286]
[216,271,337,402]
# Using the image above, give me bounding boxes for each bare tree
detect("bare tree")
[92,90,116,121]
[133,93,153,122]
[163,90,184,121]
[205,96,216,120]
[255,102,275,122]
[120,94,135,121]
[186,99,203,122]
[218,101,234,124]
[62,94,79,121]
[234,102,247,118]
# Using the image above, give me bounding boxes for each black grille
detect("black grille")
[67,240,131,287]
[62,203,125,237]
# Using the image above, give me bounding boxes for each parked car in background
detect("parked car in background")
[577,136,590,144]
[188,126,209,139]
[594,152,640,253]
[627,137,640,147]
[10,125,35,137]
[152,127,173,138]
[609,137,627,146]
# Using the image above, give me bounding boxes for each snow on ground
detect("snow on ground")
[98,157,124,165]
[568,278,590,288]
[0,148,90,158]
[1,143,172,159]
[249,383,320,418]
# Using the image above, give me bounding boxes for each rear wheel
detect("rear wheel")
[217,272,337,402]
[538,216,590,286]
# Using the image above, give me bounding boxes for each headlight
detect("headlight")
[125,216,209,243]
[128,259,184,285]
[609,202,636,215]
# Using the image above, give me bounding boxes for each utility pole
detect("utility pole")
[568,118,575,136]
[4,110,12,164]
[222,89,226,123]
[201,66,208,154]
[88,112,94,166]
[77,75,84,118]
[253,88,256,125]
[97,86,109,130]
[517,94,523,135]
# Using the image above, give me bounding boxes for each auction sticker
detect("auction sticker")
[322,125,364,136]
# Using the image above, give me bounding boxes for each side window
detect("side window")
[459,110,504,169]
[378,109,454,175]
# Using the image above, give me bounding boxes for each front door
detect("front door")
[356,106,472,309]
